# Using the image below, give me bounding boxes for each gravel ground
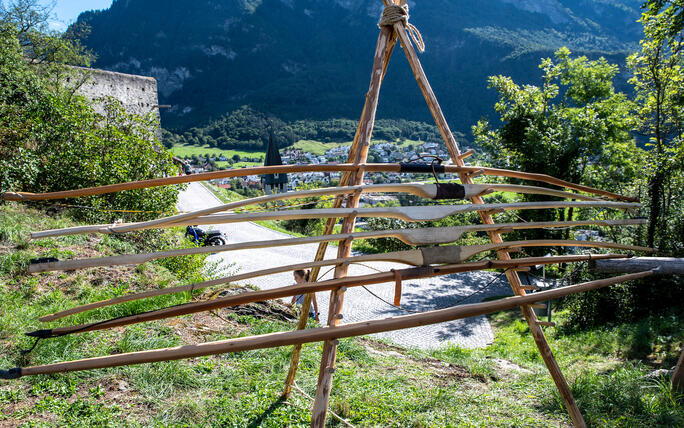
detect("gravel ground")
[177,182,514,349]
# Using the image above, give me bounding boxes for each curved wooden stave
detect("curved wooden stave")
[38,240,652,322]
[3,163,637,202]
[33,254,629,336]
[32,200,641,239]
[4,270,652,378]
[83,182,600,236]
[28,219,646,273]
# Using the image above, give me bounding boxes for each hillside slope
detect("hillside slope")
[74,0,643,132]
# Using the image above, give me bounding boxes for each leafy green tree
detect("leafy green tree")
[0,0,93,66]
[628,4,684,250]
[0,6,179,222]
[473,48,639,244]
[643,0,683,36]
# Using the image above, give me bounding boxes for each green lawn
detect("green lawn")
[291,140,348,156]
[1,203,681,427]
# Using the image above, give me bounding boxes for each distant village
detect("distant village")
[186,140,455,198]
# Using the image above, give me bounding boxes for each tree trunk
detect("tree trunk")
[647,171,664,248]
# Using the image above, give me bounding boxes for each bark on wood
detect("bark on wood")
[592,257,684,275]
[392,8,589,426]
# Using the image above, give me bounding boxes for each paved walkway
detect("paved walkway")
[177,182,513,349]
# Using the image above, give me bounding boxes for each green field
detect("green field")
[291,140,348,156]
[170,143,265,162]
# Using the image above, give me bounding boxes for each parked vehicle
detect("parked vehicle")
[185,225,226,246]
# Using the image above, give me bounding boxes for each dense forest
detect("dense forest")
[162,105,451,151]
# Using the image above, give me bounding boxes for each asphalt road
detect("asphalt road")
[177,182,514,349]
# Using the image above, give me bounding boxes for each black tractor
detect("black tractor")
[185,225,226,246]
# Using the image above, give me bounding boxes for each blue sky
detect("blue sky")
[40,0,112,31]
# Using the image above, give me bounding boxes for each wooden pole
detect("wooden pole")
[2,270,654,379]
[284,21,399,402]
[2,163,637,202]
[30,255,625,338]
[390,6,588,426]
[673,348,684,392]
[309,20,399,427]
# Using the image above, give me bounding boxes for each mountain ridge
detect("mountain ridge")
[73,0,644,133]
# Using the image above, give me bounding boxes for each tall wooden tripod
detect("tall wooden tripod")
[284,1,587,426]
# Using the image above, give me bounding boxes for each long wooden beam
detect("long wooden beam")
[592,257,684,275]
[31,200,642,239]
[36,240,649,322]
[59,182,601,237]
[28,254,629,338]
[2,163,637,202]
[28,219,646,273]
[1,269,653,379]
[287,21,400,402]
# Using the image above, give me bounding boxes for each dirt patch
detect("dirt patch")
[360,338,473,381]
[487,357,533,377]
[166,311,249,345]
[217,287,298,323]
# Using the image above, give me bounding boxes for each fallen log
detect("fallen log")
[2,269,653,378]
[591,257,684,275]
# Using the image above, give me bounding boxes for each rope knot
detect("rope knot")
[378,4,425,53]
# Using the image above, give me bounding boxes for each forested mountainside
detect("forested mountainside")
[73,0,643,132]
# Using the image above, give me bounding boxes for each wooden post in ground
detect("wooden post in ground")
[308,22,398,428]
[388,7,588,428]
[282,19,398,403]
[673,348,684,392]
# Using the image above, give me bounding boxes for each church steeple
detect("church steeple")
[262,132,288,194]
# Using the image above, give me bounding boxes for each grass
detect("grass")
[292,140,348,156]
[169,142,264,162]
[0,203,682,426]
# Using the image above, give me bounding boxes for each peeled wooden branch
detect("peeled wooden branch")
[58,182,600,237]
[32,200,642,239]
[31,254,628,337]
[2,163,637,202]
[2,269,652,379]
[38,238,651,322]
[28,219,646,273]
